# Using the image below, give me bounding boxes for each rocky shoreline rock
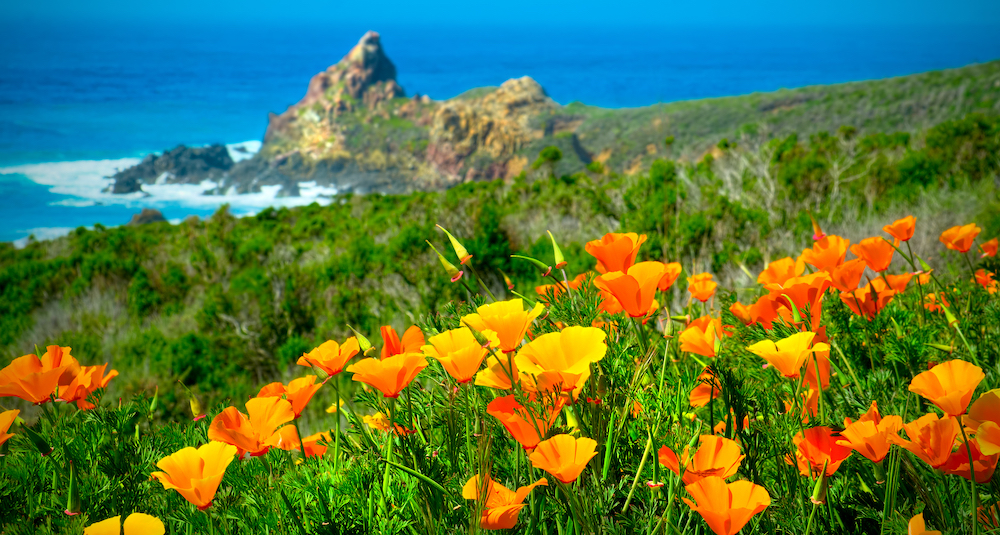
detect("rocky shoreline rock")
[105,31,1000,198]
[108,144,234,194]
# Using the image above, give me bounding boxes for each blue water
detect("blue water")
[1,21,999,242]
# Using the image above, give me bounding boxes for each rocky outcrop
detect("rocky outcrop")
[109,144,233,193]
[127,208,167,226]
[248,31,571,194]
[263,31,404,144]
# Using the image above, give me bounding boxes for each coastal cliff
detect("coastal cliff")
[111,31,1000,197]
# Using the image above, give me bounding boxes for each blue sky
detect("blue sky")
[3,0,999,26]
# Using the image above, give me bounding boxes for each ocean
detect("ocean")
[2,22,999,244]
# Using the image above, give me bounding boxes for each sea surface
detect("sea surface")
[2,22,999,244]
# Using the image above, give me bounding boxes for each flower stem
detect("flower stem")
[959,423,980,535]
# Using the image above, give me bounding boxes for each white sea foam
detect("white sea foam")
[226,140,262,163]
[1,149,341,245]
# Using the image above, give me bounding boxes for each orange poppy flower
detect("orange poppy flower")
[836,413,902,464]
[783,388,820,423]
[688,273,718,303]
[487,395,563,451]
[966,389,1000,455]
[348,352,428,398]
[475,352,520,390]
[746,293,792,330]
[940,223,982,253]
[682,476,771,535]
[658,262,684,291]
[840,278,896,320]
[535,273,587,303]
[528,434,598,483]
[585,232,647,274]
[799,235,850,272]
[207,396,297,457]
[296,431,332,457]
[982,237,998,258]
[829,258,867,293]
[679,318,721,358]
[514,326,607,398]
[885,273,913,293]
[658,435,744,484]
[152,441,237,510]
[907,513,941,535]
[257,375,324,418]
[462,299,545,353]
[850,237,896,273]
[689,369,722,408]
[801,334,831,391]
[888,413,959,469]
[595,283,626,315]
[462,474,548,530]
[297,338,360,376]
[57,364,118,410]
[423,327,499,384]
[381,325,425,359]
[746,331,828,379]
[763,271,831,318]
[0,345,80,405]
[941,437,998,483]
[923,292,949,312]
[363,412,414,436]
[0,409,19,448]
[757,257,805,286]
[908,359,984,417]
[786,426,852,477]
[976,269,998,294]
[729,302,753,325]
[594,262,667,318]
[84,513,165,535]
[883,216,916,242]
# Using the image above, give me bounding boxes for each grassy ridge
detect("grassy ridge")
[1,111,998,420]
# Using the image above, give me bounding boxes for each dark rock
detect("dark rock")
[127,208,167,226]
[109,144,234,194]
[110,173,143,194]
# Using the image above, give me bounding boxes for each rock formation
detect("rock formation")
[109,144,233,193]
[127,208,167,226]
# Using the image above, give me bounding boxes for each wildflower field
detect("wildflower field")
[1,113,1000,534]
[2,213,1000,534]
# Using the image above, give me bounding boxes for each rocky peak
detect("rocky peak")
[300,30,404,112]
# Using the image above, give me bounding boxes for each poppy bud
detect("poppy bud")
[810,461,830,504]
[925,343,955,354]
[346,325,376,357]
[917,256,933,273]
[427,241,463,282]
[460,321,493,349]
[436,225,472,265]
[511,254,552,276]
[23,425,52,456]
[149,386,158,413]
[189,396,205,421]
[872,460,886,485]
[65,460,81,516]
[500,270,514,290]
[547,231,567,269]
[890,318,904,339]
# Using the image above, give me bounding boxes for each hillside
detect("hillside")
[6,106,1000,418]
[110,31,1000,196]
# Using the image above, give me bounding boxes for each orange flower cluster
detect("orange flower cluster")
[657,435,770,535]
[585,232,682,321]
[0,345,116,409]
